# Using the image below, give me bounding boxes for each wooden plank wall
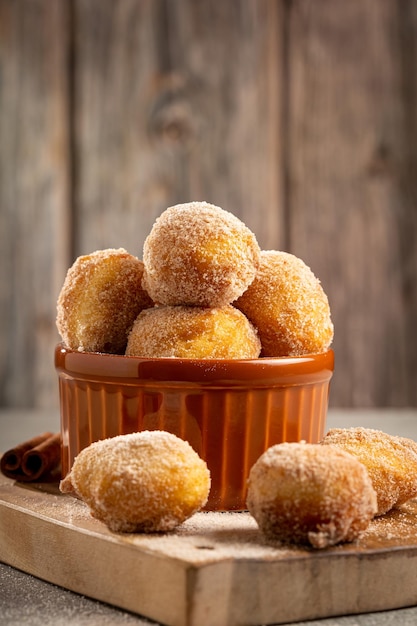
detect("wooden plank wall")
[1,0,416,409]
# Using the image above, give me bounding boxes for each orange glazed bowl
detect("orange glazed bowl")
[55,343,334,511]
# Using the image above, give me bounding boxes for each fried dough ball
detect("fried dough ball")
[142,202,261,307]
[126,304,261,359]
[56,248,153,353]
[321,428,417,516]
[60,431,211,533]
[247,442,377,548]
[234,250,333,357]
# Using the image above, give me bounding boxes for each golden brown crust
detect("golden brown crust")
[234,250,333,356]
[60,431,211,533]
[142,202,261,307]
[320,427,417,515]
[56,248,153,353]
[125,304,261,359]
[247,442,377,548]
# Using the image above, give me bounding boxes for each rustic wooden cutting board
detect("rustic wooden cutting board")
[2,473,417,626]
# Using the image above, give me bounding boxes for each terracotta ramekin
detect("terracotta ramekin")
[55,343,334,511]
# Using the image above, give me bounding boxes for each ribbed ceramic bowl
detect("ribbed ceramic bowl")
[55,343,334,511]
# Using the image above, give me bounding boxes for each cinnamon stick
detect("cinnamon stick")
[1,432,62,482]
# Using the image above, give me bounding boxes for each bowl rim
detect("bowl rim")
[55,342,334,387]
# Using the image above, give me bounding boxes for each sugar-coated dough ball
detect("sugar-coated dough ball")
[234,250,333,356]
[142,202,261,307]
[60,431,211,532]
[56,248,153,353]
[321,428,417,516]
[247,442,377,548]
[126,305,261,359]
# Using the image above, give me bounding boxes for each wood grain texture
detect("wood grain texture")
[1,0,417,408]
[286,0,417,406]
[71,0,283,257]
[0,0,71,408]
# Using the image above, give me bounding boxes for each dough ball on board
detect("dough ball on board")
[321,427,417,516]
[60,431,211,533]
[247,442,377,548]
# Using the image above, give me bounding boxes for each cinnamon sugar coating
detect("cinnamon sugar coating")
[60,431,211,533]
[234,250,333,356]
[321,427,417,516]
[142,202,261,307]
[247,442,377,548]
[126,304,261,359]
[56,248,153,353]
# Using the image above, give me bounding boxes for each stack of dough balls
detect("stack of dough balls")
[60,430,211,533]
[56,200,334,357]
[126,201,262,359]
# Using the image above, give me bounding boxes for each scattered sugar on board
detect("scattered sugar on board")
[120,511,300,563]
[4,475,417,565]
[361,502,417,545]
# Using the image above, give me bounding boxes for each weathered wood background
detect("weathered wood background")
[1,0,416,409]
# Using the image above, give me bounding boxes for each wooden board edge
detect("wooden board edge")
[188,549,417,626]
[0,500,188,626]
